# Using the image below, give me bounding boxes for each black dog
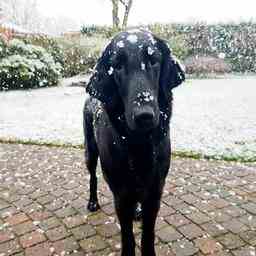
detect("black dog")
[83,29,185,256]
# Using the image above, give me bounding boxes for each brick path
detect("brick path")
[0,143,256,256]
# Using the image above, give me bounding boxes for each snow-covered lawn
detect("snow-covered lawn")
[0,77,255,160]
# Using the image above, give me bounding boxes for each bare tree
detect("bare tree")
[120,0,133,29]
[111,0,120,29]
[110,0,133,29]
[1,0,42,32]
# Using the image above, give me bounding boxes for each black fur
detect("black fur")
[83,29,185,256]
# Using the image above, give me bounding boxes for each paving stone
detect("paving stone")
[36,195,55,205]
[96,223,120,238]
[163,195,183,206]
[209,209,232,222]
[6,213,29,226]
[29,210,52,221]
[12,221,37,236]
[71,198,86,209]
[52,236,79,254]
[155,217,169,231]
[165,213,191,227]
[241,202,256,215]
[29,189,48,200]
[237,214,256,229]
[71,224,96,240]
[193,201,217,213]
[25,242,54,256]
[13,197,33,209]
[45,226,70,241]
[239,230,256,246]
[187,211,211,224]
[178,223,205,239]
[0,199,10,210]
[216,233,245,250]
[171,238,199,256]
[209,198,230,209]
[180,194,199,204]
[0,239,21,255]
[38,216,61,230]
[232,246,256,256]
[202,221,228,237]
[44,199,64,211]
[195,237,223,254]
[80,235,108,253]
[223,205,247,217]
[87,212,110,226]
[101,203,115,215]
[0,230,15,243]
[222,218,249,234]
[54,206,77,218]
[19,230,46,248]
[159,204,176,217]
[156,226,183,243]
[63,214,88,228]
[155,244,175,255]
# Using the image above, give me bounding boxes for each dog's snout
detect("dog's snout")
[134,108,155,127]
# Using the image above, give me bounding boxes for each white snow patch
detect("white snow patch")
[127,34,138,44]
[218,52,226,59]
[147,46,154,55]
[108,67,114,75]
[138,91,154,102]
[116,40,125,48]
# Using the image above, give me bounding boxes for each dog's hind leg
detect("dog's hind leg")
[84,112,100,212]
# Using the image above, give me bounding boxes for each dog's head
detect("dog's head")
[87,29,185,133]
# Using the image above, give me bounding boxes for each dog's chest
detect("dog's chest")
[126,145,157,191]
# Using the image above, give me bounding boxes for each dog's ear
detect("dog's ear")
[86,43,117,104]
[156,38,185,99]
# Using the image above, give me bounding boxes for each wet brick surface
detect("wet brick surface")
[0,143,255,255]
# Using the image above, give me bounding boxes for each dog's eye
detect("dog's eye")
[115,62,123,71]
[113,52,126,71]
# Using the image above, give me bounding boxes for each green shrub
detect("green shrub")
[184,55,231,75]
[0,36,8,58]
[0,39,62,90]
[57,36,108,77]
[80,25,119,38]
[78,22,256,74]
[22,35,64,67]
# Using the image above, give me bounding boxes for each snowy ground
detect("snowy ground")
[0,77,255,160]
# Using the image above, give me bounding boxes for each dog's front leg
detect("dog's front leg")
[114,196,136,256]
[141,193,161,256]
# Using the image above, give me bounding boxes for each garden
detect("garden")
[1,22,256,90]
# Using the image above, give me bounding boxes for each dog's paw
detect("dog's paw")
[87,201,100,212]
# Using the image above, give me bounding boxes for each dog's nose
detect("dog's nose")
[134,109,155,127]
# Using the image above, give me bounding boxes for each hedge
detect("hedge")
[0,39,62,90]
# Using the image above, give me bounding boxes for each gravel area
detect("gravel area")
[0,77,256,160]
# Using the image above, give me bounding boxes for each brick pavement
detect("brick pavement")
[0,143,256,255]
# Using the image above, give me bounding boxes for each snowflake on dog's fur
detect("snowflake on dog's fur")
[117,41,125,48]
[127,34,138,44]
